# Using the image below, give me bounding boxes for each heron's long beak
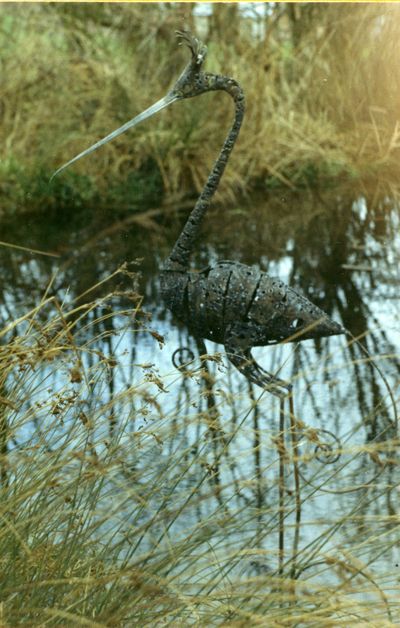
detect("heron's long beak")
[51,92,179,181]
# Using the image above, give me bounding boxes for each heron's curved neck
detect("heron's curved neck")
[164,74,245,271]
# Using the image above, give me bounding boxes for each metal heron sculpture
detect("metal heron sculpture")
[53,31,344,396]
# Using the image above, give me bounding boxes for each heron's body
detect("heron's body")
[161,261,340,346]
[53,30,344,395]
[160,260,342,390]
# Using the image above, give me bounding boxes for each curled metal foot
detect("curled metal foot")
[313,429,341,464]
[172,347,195,373]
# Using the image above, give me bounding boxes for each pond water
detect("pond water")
[2,187,400,614]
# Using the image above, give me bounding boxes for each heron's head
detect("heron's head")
[51,31,209,181]
[170,30,209,99]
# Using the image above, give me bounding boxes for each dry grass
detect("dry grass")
[2,4,400,216]
[1,7,400,621]
[0,260,399,625]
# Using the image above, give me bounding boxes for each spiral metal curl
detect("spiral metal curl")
[313,429,342,464]
[172,347,195,373]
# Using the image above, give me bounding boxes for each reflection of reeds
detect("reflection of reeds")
[0,268,399,624]
[2,4,400,214]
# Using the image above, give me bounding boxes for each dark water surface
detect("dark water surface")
[2,188,400,608]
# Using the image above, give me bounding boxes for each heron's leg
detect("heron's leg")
[194,337,221,432]
[193,337,226,505]
[195,337,207,359]
[225,342,292,397]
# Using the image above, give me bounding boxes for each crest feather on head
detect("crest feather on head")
[176,30,207,65]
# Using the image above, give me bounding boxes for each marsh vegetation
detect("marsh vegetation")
[1,3,400,626]
[2,3,400,215]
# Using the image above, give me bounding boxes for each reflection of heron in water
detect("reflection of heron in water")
[52,31,344,396]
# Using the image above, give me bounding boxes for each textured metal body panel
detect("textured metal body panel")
[160,261,342,349]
